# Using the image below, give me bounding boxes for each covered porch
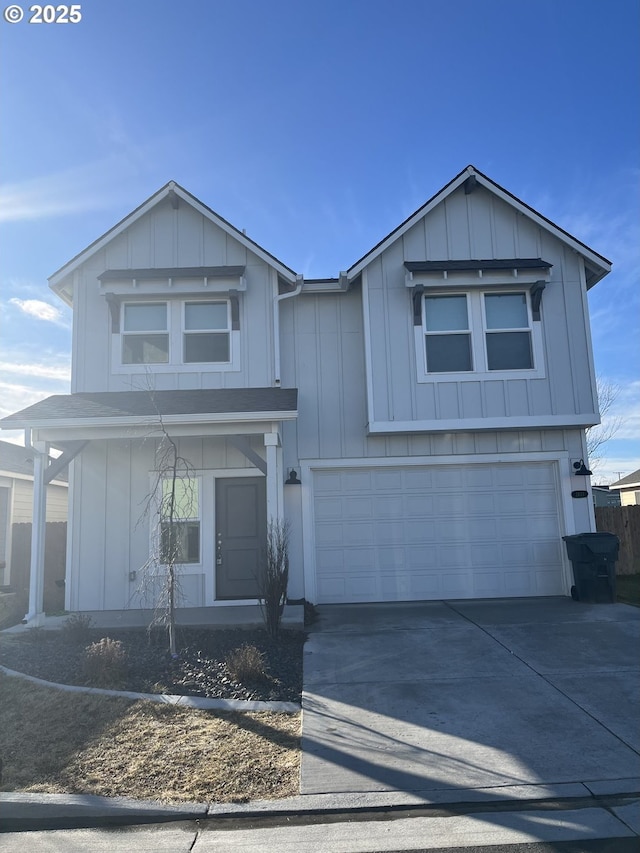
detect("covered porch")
[0,388,298,626]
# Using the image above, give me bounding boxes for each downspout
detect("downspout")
[273,274,303,386]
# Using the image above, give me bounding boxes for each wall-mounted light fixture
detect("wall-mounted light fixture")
[573,459,592,477]
[285,468,301,485]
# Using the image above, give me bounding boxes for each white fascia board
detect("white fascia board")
[347,166,611,284]
[12,410,298,432]
[367,414,599,434]
[49,185,178,296]
[473,173,611,280]
[347,169,471,280]
[173,187,297,283]
[49,183,298,301]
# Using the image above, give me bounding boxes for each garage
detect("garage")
[312,462,566,603]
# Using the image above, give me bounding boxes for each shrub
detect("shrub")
[258,520,290,639]
[62,613,93,643]
[83,638,128,688]
[226,644,267,683]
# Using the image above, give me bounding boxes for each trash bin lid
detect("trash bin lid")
[562,532,619,555]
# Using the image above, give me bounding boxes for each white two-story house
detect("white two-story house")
[1,166,611,625]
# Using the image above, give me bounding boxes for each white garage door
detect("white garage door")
[313,462,565,603]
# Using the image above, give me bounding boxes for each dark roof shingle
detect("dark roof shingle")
[0,388,298,426]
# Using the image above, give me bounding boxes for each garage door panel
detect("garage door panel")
[405,495,435,516]
[344,497,374,519]
[375,521,405,545]
[407,545,437,567]
[438,494,466,515]
[404,469,434,489]
[495,493,527,514]
[434,468,465,489]
[374,495,404,517]
[313,462,565,603]
[468,493,496,514]
[405,520,436,543]
[373,470,403,490]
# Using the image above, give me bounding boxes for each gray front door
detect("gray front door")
[215,477,267,600]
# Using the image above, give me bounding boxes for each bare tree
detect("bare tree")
[138,423,197,656]
[586,376,623,472]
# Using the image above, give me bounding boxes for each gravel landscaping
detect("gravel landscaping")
[0,625,305,702]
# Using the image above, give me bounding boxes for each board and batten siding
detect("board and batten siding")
[69,196,276,393]
[66,436,266,612]
[363,184,597,428]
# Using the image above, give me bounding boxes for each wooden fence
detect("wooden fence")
[595,506,640,576]
[9,522,67,613]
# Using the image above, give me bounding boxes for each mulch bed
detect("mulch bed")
[0,626,305,703]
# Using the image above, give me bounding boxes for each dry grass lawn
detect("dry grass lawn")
[0,672,300,803]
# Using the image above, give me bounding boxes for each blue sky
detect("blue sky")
[0,0,638,481]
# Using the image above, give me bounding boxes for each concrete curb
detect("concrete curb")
[1,781,639,832]
[0,664,300,713]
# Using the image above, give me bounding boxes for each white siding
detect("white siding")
[362,184,597,429]
[67,436,270,612]
[69,197,276,393]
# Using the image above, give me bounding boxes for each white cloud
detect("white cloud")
[8,298,65,325]
[0,379,58,421]
[0,360,70,382]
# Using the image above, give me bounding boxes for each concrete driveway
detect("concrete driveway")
[301,598,640,797]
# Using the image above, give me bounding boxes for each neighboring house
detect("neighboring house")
[0,166,611,624]
[592,485,621,508]
[609,470,640,506]
[0,440,68,586]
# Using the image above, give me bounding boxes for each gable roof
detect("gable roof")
[609,468,640,489]
[49,181,299,305]
[346,165,612,288]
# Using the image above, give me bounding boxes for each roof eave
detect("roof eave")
[0,410,299,432]
[346,165,612,284]
[48,181,299,303]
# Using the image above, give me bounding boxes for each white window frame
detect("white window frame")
[155,474,203,568]
[415,287,545,382]
[182,300,232,365]
[113,299,240,374]
[121,302,170,365]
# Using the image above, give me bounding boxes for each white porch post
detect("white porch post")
[25,441,48,625]
[264,431,283,523]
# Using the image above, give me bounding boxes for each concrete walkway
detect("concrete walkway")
[301,598,640,797]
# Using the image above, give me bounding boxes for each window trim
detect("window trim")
[112,298,240,374]
[182,299,232,365]
[158,474,202,567]
[416,287,545,382]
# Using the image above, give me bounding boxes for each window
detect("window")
[122,303,169,364]
[183,302,230,363]
[160,477,200,564]
[484,293,533,370]
[420,289,540,378]
[424,295,473,373]
[117,299,238,371]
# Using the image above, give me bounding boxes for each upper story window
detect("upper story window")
[122,303,169,364]
[483,293,533,370]
[115,299,239,373]
[418,289,543,381]
[183,302,230,363]
[424,294,473,372]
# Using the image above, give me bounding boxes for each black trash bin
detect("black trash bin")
[562,533,619,603]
